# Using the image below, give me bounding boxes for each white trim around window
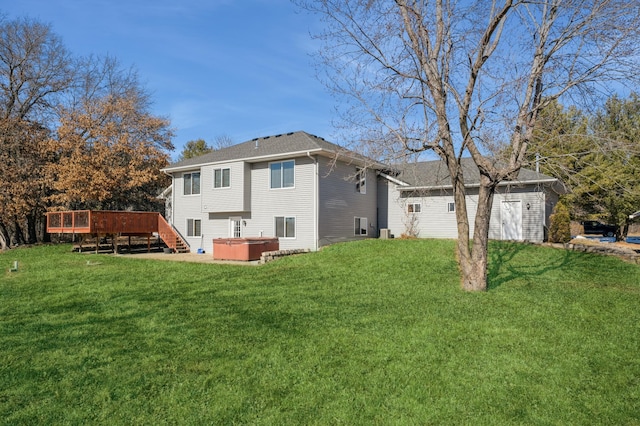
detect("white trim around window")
[447,202,455,213]
[186,218,202,237]
[354,217,368,236]
[356,167,366,194]
[214,168,230,189]
[408,202,421,213]
[183,171,201,195]
[270,160,295,189]
[274,216,296,239]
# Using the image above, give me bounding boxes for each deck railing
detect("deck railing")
[47,210,91,233]
[46,210,190,253]
[47,211,160,235]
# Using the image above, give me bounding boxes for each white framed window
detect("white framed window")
[183,172,201,195]
[186,218,201,237]
[447,202,455,213]
[408,203,421,213]
[356,167,366,194]
[354,217,368,235]
[214,168,230,188]
[270,160,295,189]
[275,216,296,238]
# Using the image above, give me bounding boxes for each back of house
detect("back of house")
[163,132,566,255]
[162,131,380,255]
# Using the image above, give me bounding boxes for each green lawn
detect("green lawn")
[1,240,639,425]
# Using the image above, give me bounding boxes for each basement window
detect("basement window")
[186,218,201,237]
[275,216,296,238]
[354,217,368,236]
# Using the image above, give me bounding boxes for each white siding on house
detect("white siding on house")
[317,157,377,246]
[383,180,551,242]
[488,187,547,241]
[390,189,472,239]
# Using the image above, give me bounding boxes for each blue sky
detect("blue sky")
[2,0,334,159]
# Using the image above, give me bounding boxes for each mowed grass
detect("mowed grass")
[1,240,639,425]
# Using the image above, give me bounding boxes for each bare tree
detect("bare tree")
[298,0,640,291]
[0,16,74,247]
[212,133,235,150]
[0,17,74,121]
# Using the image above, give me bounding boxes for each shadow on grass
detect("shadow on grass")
[487,242,576,290]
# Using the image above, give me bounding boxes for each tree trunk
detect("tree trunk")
[12,218,26,246]
[41,215,51,243]
[0,221,8,250]
[457,179,496,292]
[26,212,38,244]
[450,169,474,289]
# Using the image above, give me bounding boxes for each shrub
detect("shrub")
[549,202,572,243]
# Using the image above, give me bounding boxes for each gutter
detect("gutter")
[398,178,560,192]
[378,171,410,187]
[162,149,387,174]
[161,149,326,173]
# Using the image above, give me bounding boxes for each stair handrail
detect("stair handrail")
[157,214,190,252]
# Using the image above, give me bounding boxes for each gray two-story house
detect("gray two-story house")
[162,131,380,253]
[162,131,566,254]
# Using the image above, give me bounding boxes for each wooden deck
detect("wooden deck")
[46,210,189,253]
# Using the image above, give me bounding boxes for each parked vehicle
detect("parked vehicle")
[581,220,618,237]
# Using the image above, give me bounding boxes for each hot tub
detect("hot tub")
[213,237,279,261]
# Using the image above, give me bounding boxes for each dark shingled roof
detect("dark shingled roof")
[163,131,563,191]
[391,158,559,187]
[164,131,368,171]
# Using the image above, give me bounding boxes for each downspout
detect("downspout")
[307,152,318,251]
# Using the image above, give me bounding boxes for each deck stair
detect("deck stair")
[157,215,190,253]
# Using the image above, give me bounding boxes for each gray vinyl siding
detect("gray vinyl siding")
[377,178,389,231]
[173,157,318,253]
[172,170,204,249]
[246,156,316,251]
[201,161,250,213]
[317,157,377,246]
